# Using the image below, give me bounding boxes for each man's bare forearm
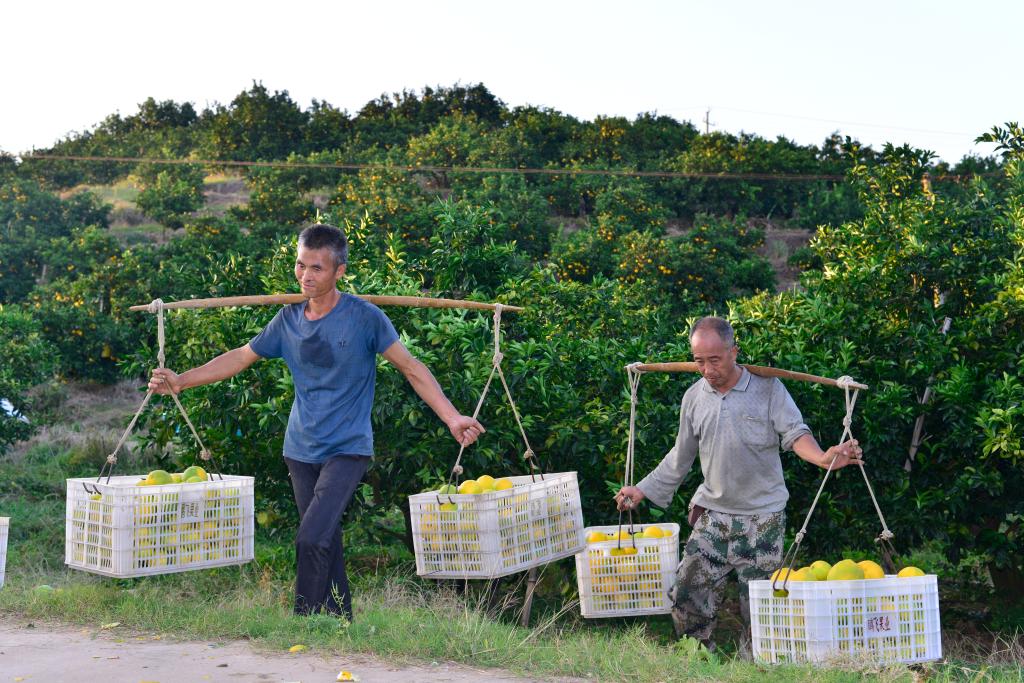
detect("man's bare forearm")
[402,358,460,426]
[178,347,256,391]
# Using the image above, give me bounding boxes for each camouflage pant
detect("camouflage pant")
[668,508,785,642]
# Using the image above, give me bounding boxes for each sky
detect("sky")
[3,0,1021,164]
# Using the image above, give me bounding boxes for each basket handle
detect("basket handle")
[444,304,541,495]
[91,299,223,491]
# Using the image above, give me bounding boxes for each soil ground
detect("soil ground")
[0,618,584,683]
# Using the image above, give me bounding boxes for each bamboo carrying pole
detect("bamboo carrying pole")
[129,294,523,313]
[632,362,868,391]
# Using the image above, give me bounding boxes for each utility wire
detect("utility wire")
[23,153,992,182]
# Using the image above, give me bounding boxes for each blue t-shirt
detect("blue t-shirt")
[249,293,400,462]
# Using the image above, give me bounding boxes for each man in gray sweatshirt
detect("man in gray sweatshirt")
[615,316,863,649]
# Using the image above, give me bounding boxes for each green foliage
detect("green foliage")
[427,199,529,296]
[552,214,774,315]
[450,174,553,259]
[200,82,309,161]
[25,276,130,383]
[0,306,56,453]
[666,131,843,220]
[0,180,111,303]
[330,166,437,260]
[304,99,352,152]
[25,97,200,187]
[405,112,491,188]
[133,163,206,229]
[43,225,122,285]
[592,178,670,234]
[732,133,1024,578]
[352,83,504,151]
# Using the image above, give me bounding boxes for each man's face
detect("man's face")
[691,329,739,390]
[294,246,346,299]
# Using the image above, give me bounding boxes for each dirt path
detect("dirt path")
[0,618,583,683]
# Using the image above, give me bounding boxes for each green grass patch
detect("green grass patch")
[203,173,244,186]
[73,180,139,209]
[0,565,940,683]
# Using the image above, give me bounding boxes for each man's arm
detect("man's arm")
[615,394,699,511]
[149,343,262,395]
[770,378,863,469]
[792,433,863,470]
[380,340,485,447]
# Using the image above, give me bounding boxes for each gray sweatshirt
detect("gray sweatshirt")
[636,368,811,515]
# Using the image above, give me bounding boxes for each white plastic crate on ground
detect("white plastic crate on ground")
[410,472,584,579]
[65,475,255,578]
[749,574,941,664]
[0,517,8,589]
[575,523,680,618]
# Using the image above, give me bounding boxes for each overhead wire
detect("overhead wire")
[23,153,995,182]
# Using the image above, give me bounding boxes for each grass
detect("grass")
[0,566,932,683]
[68,180,140,210]
[1,381,1022,681]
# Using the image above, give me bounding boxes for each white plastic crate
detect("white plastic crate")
[409,472,585,579]
[65,475,255,578]
[0,517,8,589]
[750,575,942,664]
[575,523,680,618]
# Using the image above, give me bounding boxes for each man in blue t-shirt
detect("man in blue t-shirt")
[149,224,485,620]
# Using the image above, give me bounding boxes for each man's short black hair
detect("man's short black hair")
[690,316,736,347]
[298,224,348,267]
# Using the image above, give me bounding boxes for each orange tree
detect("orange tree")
[0,306,56,453]
[0,180,110,303]
[730,132,1024,590]
[552,213,774,317]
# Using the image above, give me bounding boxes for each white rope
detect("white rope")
[99,299,219,483]
[777,372,895,588]
[790,377,861,544]
[448,304,537,483]
[625,363,644,490]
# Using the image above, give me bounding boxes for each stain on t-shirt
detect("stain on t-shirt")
[299,329,335,368]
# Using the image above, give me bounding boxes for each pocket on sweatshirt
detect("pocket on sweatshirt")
[739,414,777,449]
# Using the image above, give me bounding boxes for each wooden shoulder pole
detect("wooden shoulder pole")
[129,294,523,313]
[632,361,868,391]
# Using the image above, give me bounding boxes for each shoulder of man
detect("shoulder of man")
[745,370,787,393]
[681,376,708,404]
[343,293,389,317]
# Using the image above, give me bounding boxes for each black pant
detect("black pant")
[285,454,370,620]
